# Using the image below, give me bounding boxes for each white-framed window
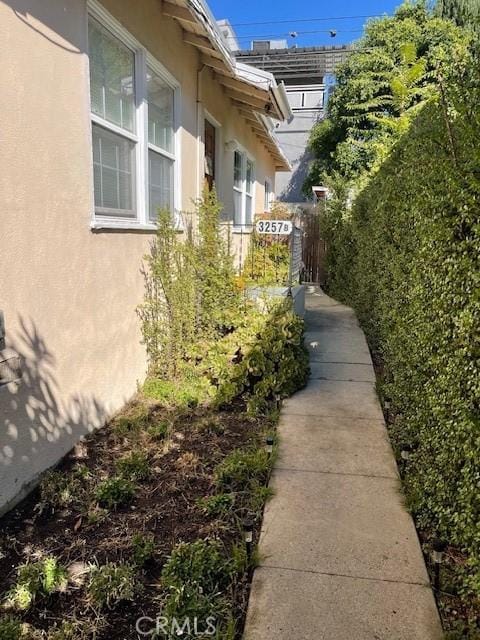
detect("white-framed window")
[87,2,180,228]
[233,149,255,226]
[286,86,324,111]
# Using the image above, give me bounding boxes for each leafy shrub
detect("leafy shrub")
[131,533,155,567]
[197,493,235,517]
[160,539,241,638]
[6,557,67,611]
[214,449,271,492]
[139,188,239,379]
[87,563,138,609]
[320,45,480,592]
[95,477,136,509]
[116,452,150,482]
[139,186,309,417]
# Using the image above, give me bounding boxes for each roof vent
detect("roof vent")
[252,40,271,52]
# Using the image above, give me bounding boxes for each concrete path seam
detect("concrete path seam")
[257,564,430,587]
[275,466,398,480]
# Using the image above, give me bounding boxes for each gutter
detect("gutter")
[273,82,294,123]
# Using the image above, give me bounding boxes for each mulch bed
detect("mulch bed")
[0,399,269,639]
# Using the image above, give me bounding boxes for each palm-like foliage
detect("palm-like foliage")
[304,1,469,190]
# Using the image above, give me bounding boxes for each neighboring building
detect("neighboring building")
[0,0,292,514]
[236,43,350,205]
[216,19,240,52]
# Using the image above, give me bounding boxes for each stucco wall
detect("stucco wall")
[0,0,276,512]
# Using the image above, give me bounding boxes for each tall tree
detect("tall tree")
[435,0,480,29]
[304,1,469,192]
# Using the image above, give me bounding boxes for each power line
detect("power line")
[236,46,378,57]
[229,14,387,27]
[231,29,364,40]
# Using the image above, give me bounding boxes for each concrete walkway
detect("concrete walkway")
[243,289,443,640]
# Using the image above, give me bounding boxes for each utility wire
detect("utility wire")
[230,29,364,40]
[229,14,386,27]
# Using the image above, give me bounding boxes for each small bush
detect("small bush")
[6,557,67,611]
[161,585,231,638]
[87,563,138,609]
[131,533,155,567]
[116,452,150,482]
[95,477,136,509]
[161,539,235,637]
[214,449,271,491]
[162,539,231,595]
[197,493,235,517]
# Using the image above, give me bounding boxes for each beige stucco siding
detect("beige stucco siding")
[0,0,277,513]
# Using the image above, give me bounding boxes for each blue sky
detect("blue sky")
[208,0,401,48]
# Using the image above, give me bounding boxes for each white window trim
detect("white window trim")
[264,178,273,212]
[87,0,182,230]
[232,143,255,232]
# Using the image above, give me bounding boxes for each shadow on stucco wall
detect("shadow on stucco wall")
[279,148,314,204]
[7,0,86,55]
[0,318,106,515]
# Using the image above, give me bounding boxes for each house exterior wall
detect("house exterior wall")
[0,0,276,513]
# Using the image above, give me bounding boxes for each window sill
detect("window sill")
[91,220,158,232]
[91,220,185,233]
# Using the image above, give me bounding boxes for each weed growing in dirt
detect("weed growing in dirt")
[87,563,138,609]
[197,493,235,517]
[113,404,150,436]
[0,617,23,640]
[95,477,136,509]
[214,448,271,492]
[131,533,155,567]
[161,539,235,636]
[162,539,231,593]
[116,452,150,482]
[6,558,67,611]
[147,420,169,441]
[248,484,274,513]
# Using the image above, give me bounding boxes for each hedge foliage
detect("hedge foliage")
[321,49,480,590]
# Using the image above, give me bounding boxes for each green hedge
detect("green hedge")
[323,57,480,590]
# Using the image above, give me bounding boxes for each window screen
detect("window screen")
[92,124,135,217]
